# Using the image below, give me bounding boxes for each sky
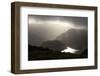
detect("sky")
[28,15,88,46]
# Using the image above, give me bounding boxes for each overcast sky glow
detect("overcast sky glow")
[28,15,87,46]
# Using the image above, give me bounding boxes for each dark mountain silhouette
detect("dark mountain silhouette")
[28,45,88,60]
[28,28,88,60]
[56,28,87,54]
[41,40,66,51]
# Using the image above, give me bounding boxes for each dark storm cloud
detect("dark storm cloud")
[28,15,88,46]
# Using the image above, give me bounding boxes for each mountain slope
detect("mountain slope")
[56,28,87,53]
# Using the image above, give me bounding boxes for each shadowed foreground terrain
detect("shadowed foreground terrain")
[28,45,88,61]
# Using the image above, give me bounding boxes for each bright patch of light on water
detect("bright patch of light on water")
[61,47,78,54]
